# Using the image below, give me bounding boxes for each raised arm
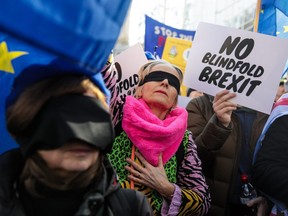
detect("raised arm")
[185,91,236,167]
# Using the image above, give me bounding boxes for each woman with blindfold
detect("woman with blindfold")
[108,60,211,215]
[1,74,152,216]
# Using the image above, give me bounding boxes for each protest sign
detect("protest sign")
[144,15,195,58]
[184,22,288,114]
[110,43,148,125]
[162,36,192,96]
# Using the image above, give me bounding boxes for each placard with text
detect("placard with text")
[184,22,288,114]
[111,43,148,125]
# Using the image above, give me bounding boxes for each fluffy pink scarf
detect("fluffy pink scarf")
[122,96,188,166]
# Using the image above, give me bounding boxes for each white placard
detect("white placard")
[111,43,148,125]
[184,22,288,114]
[114,43,148,96]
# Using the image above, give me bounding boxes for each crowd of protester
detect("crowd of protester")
[1,1,288,216]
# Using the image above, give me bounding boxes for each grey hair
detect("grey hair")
[134,60,183,98]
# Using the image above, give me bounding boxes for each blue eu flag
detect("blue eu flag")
[0,0,131,154]
[258,0,288,76]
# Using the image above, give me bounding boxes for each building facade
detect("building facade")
[114,0,257,53]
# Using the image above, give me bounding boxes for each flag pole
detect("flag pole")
[253,0,262,32]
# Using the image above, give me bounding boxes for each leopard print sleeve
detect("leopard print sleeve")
[176,130,211,216]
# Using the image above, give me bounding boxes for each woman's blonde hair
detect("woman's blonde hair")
[134,60,183,99]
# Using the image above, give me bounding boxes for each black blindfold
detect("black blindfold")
[19,94,114,156]
[139,71,180,94]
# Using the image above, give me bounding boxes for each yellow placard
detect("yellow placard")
[162,37,192,96]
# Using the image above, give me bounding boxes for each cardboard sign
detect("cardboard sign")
[144,15,195,58]
[162,37,192,71]
[183,22,288,114]
[111,43,148,125]
[162,36,192,96]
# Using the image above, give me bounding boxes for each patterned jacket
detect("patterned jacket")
[108,128,211,216]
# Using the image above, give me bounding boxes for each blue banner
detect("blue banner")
[258,0,288,76]
[144,15,195,58]
[0,0,131,154]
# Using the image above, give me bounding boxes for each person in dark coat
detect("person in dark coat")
[253,92,288,215]
[0,74,152,216]
[186,90,270,216]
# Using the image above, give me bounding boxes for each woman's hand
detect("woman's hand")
[246,196,270,216]
[125,152,175,200]
[213,90,237,127]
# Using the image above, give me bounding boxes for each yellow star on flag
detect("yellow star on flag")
[284,25,288,33]
[0,41,28,74]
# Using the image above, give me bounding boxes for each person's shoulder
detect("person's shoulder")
[110,188,152,215]
[186,94,213,113]
[0,148,23,191]
[271,114,288,128]
[0,148,23,166]
[114,188,144,201]
[187,94,211,105]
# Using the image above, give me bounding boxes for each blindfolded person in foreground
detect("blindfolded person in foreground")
[0,72,152,216]
[108,60,211,215]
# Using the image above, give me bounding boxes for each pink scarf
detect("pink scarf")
[122,96,188,166]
